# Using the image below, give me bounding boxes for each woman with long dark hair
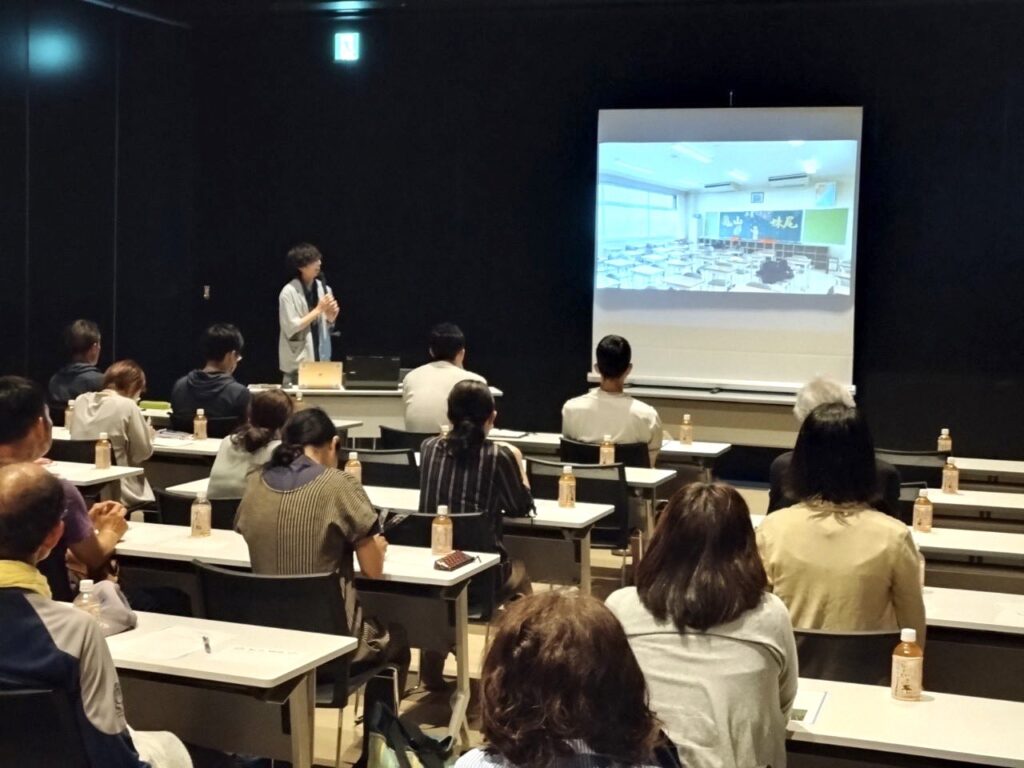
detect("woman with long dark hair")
[607,482,797,768]
[757,402,926,640]
[236,407,408,677]
[207,389,293,498]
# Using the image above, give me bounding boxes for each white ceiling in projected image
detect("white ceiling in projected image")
[598,140,857,189]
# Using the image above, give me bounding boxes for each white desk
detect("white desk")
[112,526,494,747]
[789,678,1024,767]
[924,586,1024,635]
[108,611,356,767]
[952,456,1024,488]
[925,487,1024,526]
[255,385,500,440]
[43,460,144,500]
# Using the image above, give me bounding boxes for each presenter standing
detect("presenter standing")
[278,243,339,386]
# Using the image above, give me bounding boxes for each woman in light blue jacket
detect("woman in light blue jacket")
[278,243,339,385]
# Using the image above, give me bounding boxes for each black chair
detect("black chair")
[154,489,240,530]
[0,688,89,767]
[194,561,394,767]
[378,425,436,451]
[46,438,108,465]
[560,437,650,468]
[794,628,901,686]
[349,448,420,489]
[168,412,241,438]
[875,448,948,487]
[527,457,633,582]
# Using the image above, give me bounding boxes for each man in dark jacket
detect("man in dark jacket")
[169,323,251,424]
[48,319,104,407]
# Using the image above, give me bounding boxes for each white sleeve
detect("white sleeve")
[279,287,305,338]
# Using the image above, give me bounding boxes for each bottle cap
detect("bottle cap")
[67,400,74,408]
[437,504,449,516]
[683,413,691,422]
[603,434,612,442]
[917,489,928,498]
[900,628,917,644]
[98,432,108,440]
[348,452,358,461]
[79,579,94,591]
[947,457,956,466]
[197,408,205,416]
[196,491,208,502]
[940,428,949,436]
[562,465,573,474]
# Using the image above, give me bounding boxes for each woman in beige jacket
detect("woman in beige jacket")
[756,402,926,642]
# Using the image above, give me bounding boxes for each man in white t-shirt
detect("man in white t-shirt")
[402,323,486,432]
[561,335,662,465]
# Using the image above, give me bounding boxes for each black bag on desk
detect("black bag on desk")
[362,702,455,768]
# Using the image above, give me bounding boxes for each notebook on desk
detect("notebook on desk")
[344,355,401,390]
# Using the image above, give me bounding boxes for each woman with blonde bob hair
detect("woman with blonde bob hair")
[456,591,670,768]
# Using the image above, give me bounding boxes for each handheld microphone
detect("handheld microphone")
[318,269,341,337]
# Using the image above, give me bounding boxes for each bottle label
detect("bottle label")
[599,445,615,465]
[345,463,362,484]
[95,445,111,470]
[891,656,923,700]
[431,521,453,555]
[913,503,933,532]
[680,425,694,444]
[937,437,952,452]
[941,469,959,494]
[558,479,576,508]
[191,504,212,537]
[194,420,207,440]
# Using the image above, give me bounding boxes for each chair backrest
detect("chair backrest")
[169,412,241,438]
[560,437,650,468]
[46,439,110,465]
[193,561,351,703]
[875,448,947,487]
[0,688,89,767]
[349,448,420,489]
[794,628,901,685]
[378,425,436,451]
[155,489,240,530]
[527,458,631,549]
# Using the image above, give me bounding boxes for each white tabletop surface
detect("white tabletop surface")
[114,522,498,588]
[43,460,144,487]
[750,514,1024,562]
[924,586,1024,635]
[151,435,223,457]
[106,611,356,688]
[790,677,1024,766]
[257,386,503,399]
[659,439,733,458]
[952,456,1024,479]
[490,430,732,460]
[925,487,1024,511]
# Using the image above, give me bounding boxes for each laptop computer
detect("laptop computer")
[298,361,344,390]
[344,355,401,390]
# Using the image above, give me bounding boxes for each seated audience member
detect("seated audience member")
[170,323,250,423]
[0,463,191,767]
[607,483,797,768]
[235,408,409,683]
[757,403,926,641]
[207,389,293,499]
[562,334,662,465]
[403,322,486,432]
[48,319,104,407]
[456,592,669,768]
[69,360,155,507]
[768,376,901,518]
[756,255,794,285]
[0,376,126,600]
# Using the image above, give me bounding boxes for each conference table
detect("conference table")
[165,478,616,596]
[107,612,356,767]
[113,526,497,746]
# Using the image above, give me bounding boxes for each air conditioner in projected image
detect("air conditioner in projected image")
[768,173,810,187]
[704,182,739,192]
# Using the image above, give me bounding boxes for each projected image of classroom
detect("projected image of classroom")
[595,140,857,296]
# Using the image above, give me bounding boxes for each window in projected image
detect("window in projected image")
[596,140,857,296]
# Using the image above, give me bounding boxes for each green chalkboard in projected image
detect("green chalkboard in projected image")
[803,208,849,245]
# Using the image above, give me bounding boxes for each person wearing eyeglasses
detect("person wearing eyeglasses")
[169,323,251,423]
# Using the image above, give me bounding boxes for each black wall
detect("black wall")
[188,1,1024,456]
[1,0,192,397]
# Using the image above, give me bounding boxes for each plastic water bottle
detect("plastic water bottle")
[912,489,933,532]
[94,432,111,469]
[66,399,75,426]
[937,427,952,452]
[190,491,212,538]
[558,465,576,508]
[941,458,959,494]
[599,435,615,465]
[193,408,207,440]
[891,628,924,701]
[679,414,694,444]
[73,579,102,623]
[344,452,362,483]
[440,424,451,439]
[431,504,453,556]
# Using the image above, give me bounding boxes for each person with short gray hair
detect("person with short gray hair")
[768,377,902,519]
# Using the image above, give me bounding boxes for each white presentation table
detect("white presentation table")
[108,611,355,768]
[43,459,144,499]
[789,678,1024,767]
[113,526,495,747]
